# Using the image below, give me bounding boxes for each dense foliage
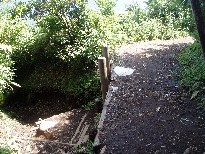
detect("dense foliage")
[179,0,205,107]
[0,0,103,104]
[0,45,15,95]
[0,0,195,105]
[179,41,205,108]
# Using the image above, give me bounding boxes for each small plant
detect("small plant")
[198,98,205,109]
[0,146,14,154]
[74,140,94,154]
[82,101,95,110]
[94,113,101,128]
[0,139,18,154]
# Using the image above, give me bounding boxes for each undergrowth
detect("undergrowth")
[75,140,94,154]
[179,41,205,108]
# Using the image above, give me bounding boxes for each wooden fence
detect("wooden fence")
[98,46,111,102]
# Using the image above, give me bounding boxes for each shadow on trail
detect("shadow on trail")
[0,89,81,124]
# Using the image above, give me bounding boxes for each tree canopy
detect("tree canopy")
[0,0,196,103]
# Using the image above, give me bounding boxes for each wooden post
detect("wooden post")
[98,57,108,101]
[190,0,205,59]
[102,46,111,81]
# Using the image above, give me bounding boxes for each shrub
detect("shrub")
[179,41,205,107]
[0,146,14,154]
[0,45,18,97]
[7,0,102,104]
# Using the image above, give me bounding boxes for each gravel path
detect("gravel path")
[99,37,205,153]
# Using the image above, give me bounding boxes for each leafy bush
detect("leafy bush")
[0,146,14,154]
[6,0,102,104]
[177,0,205,109]
[0,45,17,97]
[96,0,116,16]
[137,18,188,41]
[145,0,194,32]
[179,42,204,88]
[179,41,205,107]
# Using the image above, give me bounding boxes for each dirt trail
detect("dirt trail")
[99,37,205,153]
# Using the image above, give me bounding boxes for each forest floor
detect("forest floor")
[0,92,98,153]
[1,37,205,154]
[98,37,205,153]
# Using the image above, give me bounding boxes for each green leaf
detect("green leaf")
[191,90,200,100]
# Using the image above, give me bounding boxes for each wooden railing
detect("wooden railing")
[98,46,111,102]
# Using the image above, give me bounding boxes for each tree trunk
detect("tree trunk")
[190,0,205,59]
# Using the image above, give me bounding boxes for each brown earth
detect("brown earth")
[0,91,98,153]
[99,37,205,153]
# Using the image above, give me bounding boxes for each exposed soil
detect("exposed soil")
[99,37,205,153]
[2,90,81,124]
[0,91,98,153]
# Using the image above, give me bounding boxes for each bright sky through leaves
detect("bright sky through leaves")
[89,0,146,12]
